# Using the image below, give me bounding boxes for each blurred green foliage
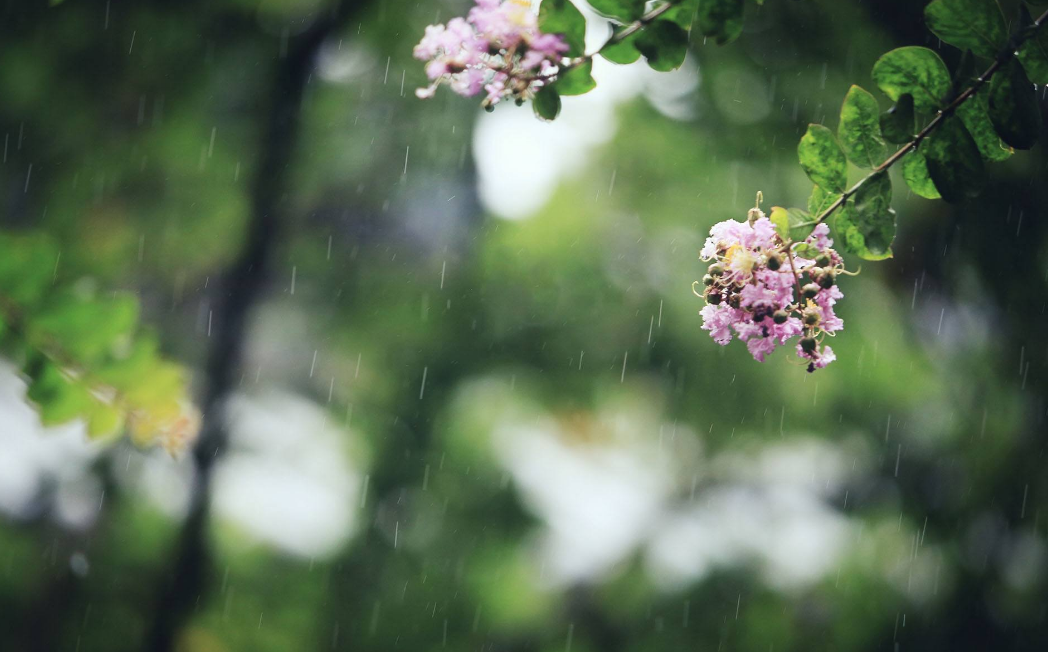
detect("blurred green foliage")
[1,1,1047,651]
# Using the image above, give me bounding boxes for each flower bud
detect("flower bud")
[773,310,789,324]
[702,274,715,286]
[802,283,820,300]
[708,263,725,277]
[817,270,836,289]
[707,291,722,305]
[728,294,741,309]
[766,253,782,271]
[800,336,817,353]
[815,254,831,268]
[803,310,820,326]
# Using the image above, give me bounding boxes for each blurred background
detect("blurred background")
[2,0,1047,650]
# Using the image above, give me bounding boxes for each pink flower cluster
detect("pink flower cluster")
[696,211,844,372]
[413,0,569,107]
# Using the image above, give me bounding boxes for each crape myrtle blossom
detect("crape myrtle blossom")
[695,207,846,372]
[413,0,569,107]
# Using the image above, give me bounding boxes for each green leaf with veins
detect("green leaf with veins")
[532,86,561,121]
[872,47,951,112]
[554,60,596,95]
[987,57,1041,150]
[922,114,984,202]
[600,30,642,64]
[924,0,1008,59]
[696,0,744,46]
[879,93,916,144]
[1018,16,1048,84]
[586,0,645,22]
[836,171,895,260]
[838,85,888,169]
[808,185,841,217]
[957,84,1014,161]
[901,150,941,199]
[770,206,816,243]
[797,124,847,193]
[635,19,690,71]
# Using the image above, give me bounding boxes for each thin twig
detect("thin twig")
[813,7,1048,227]
[143,2,368,650]
[559,0,681,73]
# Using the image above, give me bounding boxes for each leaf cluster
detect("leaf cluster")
[534,0,764,120]
[0,232,196,448]
[790,0,1046,260]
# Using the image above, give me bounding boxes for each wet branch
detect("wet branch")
[143,2,367,650]
[561,0,680,72]
[813,7,1048,227]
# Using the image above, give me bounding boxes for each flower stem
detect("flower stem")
[784,243,804,297]
[813,7,1048,227]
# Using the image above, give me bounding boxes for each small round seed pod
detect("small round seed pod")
[817,270,836,289]
[800,336,817,353]
[773,310,789,324]
[766,253,782,271]
[802,283,820,300]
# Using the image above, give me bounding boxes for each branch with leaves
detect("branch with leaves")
[413,0,1048,372]
[791,0,1048,261]
[0,232,197,450]
[413,0,757,118]
[694,0,1048,370]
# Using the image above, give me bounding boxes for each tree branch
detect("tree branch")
[813,7,1048,227]
[143,2,368,650]
[559,0,681,73]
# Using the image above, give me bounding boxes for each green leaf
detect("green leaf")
[957,84,1014,161]
[901,150,941,199]
[987,57,1041,150]
[696,0,744,46]
[922,115,984,202]
[600,30,642,64]
[539,0,587,57]
[808,185,841,217]
[665,0,699,29]
[553,59,597,95]
[769,206,816,243]
[838,85,888,169]
[836,171,895,260]
[924,0,1008,59]
[880,93,916,144]
[1018,16,1048,84]
[792,242,820,259]
[87,402,125,439]
[30,292,140,364]
[26,360,98,427]
[797,124,847,193]
[532,86,562,121]
[97,336,184,422]
[586,0,644,22]
[951,49,978,98]
[872,47,951,112]
[635,19,690,71]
